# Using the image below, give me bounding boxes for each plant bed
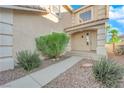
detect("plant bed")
[43,59,124,88]
[0,55,70,86]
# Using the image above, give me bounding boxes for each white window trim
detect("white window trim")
[79,7,94,23]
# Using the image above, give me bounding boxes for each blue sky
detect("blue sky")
[109,5,124,35]
[71,5,83,10]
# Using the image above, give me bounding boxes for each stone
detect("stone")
[81,63,93,68]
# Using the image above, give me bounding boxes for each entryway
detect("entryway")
[71,30,97,51]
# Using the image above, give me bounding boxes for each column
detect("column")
[66,34,71,52]
[0,8,14,71]
[96,26,107,57]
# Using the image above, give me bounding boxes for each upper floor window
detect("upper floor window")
[80,10,92,22]
[51,5,60,17]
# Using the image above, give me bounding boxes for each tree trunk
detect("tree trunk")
[113,43,115,53]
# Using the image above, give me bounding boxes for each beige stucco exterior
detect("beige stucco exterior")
[65,5,108,56]
[0,5,109,72]
[72,5,109,26]
[13,10,72,61]
[0,8,14,71]
[0,5,73,71]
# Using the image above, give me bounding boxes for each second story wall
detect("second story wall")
[72,5,109,25]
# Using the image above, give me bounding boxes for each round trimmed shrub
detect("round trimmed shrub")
[17,50,41,71]
[92,57,124,87]
[35,32,69,58]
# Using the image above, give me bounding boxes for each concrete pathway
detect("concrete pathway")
[1,56,83,88]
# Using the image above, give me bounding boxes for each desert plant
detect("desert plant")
[36,32,69,58]
[92,57,124,87]
[115,45,124,55]
[17,50,41,71]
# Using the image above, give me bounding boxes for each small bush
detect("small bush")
[115,45,124,55]
[17,50,41,71]
[92,57,124,87]
[36,32,69,58]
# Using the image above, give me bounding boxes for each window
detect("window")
[80,10,92,21]
[51,5,60,16]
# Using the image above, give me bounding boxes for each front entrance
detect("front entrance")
[71,30,97,51]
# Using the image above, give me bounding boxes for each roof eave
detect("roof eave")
[73,5,93,14]
[63,5,73,14]
[0,5,48,14]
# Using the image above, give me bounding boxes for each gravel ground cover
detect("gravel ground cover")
[1,56,124,88]
[0,55,70,86]
[43,59,124,88]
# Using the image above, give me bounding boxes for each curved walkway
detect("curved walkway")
[1,56,83,88]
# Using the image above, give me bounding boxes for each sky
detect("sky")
[71,5,83,10]
[71,5,124,35]
[109,5,124,35]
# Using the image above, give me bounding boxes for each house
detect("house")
[0,5,109,72]
[64,6,109,55]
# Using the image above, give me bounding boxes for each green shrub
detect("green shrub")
[35,32,69,58]
[92,57,124,87]
[17,50,41,71]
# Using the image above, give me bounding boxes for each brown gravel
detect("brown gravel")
[0,55,70,86]
[1,55,124,88]
[43,59,102,88]
[43,59,124,88]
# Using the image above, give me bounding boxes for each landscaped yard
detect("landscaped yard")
[0,32,71,87]
[0,55,70,86]
[1,32,124,88]
[1,55,124,88]
[43,59,100,88]
[43,58,124,88]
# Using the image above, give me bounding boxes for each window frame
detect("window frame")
[79,7,94,23]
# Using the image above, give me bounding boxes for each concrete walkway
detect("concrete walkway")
[1,56,83,88]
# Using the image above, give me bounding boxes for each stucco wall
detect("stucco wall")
[0,8,14,71]
[73,5,108,25]
[13,10,72,62]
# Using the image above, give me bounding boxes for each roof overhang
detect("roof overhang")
[64,18,108,34]
[73,5,92,14]
[63,5,73,14]
[0,5,48,14]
